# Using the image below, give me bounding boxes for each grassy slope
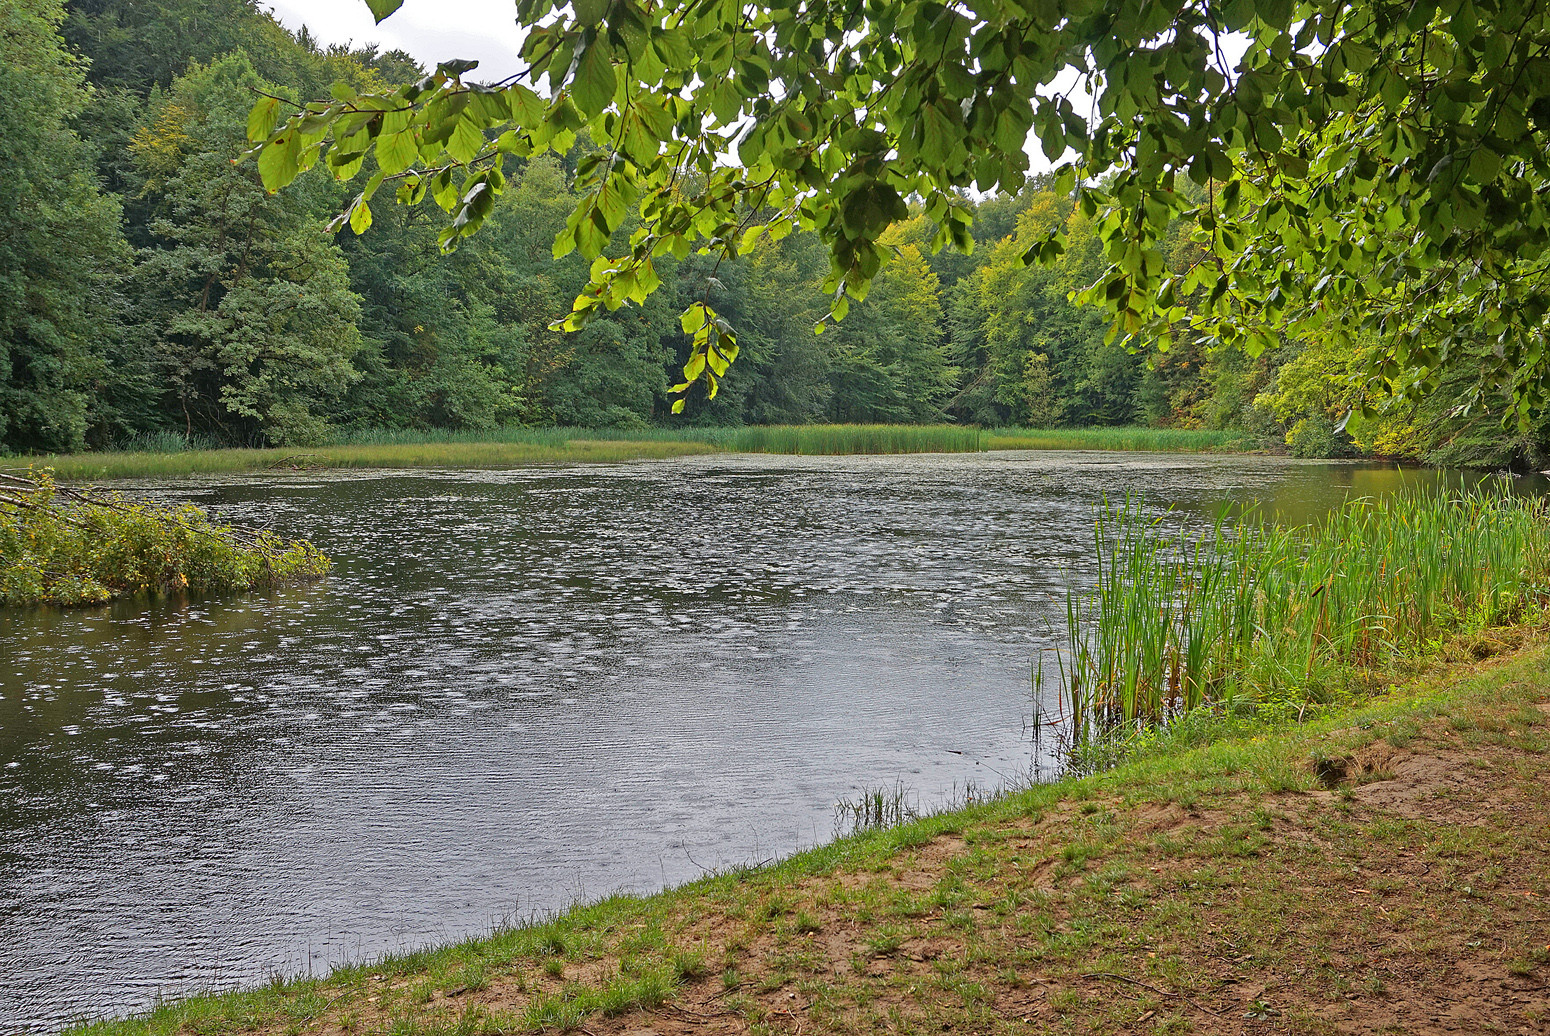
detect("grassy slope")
[9,427,1258,481]
[75,629,1550,1036]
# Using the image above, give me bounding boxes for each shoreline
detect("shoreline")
[65,627,1550,1036]
[6,427,1263,482]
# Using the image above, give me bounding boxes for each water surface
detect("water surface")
[0,451,1530,1032]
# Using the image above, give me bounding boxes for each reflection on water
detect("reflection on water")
[0,451,1537,1032]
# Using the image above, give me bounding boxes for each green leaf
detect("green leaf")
[506,84,545,124]
[920,103,957,167]
[364,0,403,21]
[376,130,418,175]
[247,97,281,142]
[596,180,628,232]
[653,28,693,69]
[571,41,618,118]
[680,304,710,335]
[349,197,373,234]
[257,133,301,190]
[574,0,609,25]
[447,111,486,165]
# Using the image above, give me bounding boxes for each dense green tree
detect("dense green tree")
[251,0,1550,424]
[824,243,957,423]
[0,0,129,453]
[64,0,297,95]
[127,55,363,445]
[10,0,1545,462]
[477,155,675,425]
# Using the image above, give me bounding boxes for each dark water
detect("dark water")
[0,451,1536,1032]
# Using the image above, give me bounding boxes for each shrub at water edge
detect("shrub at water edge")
[0,471,330,606]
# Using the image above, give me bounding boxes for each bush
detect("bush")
[1286,413,1342,458]
[0,470,329,606]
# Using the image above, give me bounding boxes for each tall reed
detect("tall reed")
[727,424,983,455]
[1056,490,1550,741]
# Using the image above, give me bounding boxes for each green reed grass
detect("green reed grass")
[13,440,719,481]
[1056,489,1550,740]
[318,425,733,447]
[987,427,1259,453]
[725,424,983,455]
[13,425,985,479]
[325,424,986,454]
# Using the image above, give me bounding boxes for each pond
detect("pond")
[0,451,1533,1032]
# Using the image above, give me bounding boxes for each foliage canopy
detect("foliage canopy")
[248,0,1550,417]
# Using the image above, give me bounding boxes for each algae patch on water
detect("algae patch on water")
[0,470,329,606]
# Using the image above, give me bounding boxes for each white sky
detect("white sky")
[265,0,529,80]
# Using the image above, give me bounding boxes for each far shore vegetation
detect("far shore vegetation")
[7,424,1267,481]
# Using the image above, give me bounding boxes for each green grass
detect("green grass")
[1054,489,1550,748]
[8,424,1264,481]
[987,426,1260,452]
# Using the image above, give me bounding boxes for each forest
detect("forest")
[2,0,1543,465]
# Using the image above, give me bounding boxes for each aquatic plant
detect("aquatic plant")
[1055,489,1550,743]
[0,470,330,606]
[726,424,984,455]
[834,785,921,837]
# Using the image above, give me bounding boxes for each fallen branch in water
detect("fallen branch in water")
[0,468,330,606]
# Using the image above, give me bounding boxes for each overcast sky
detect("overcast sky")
[264,0,528,80]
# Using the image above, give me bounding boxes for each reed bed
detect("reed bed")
[12,425,988,479]
[16,440,718,481]
[14,423,1259,480]
[319,426,732,447]
[1053,490,1550,742]
[326,423,987,454]
[988,427,1259,453]
[725,424,984,454]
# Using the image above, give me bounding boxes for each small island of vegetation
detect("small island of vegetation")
[0,470,329,606]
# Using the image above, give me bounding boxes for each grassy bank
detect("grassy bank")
[71,631,1550,1036]
[10,425,1261,480]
